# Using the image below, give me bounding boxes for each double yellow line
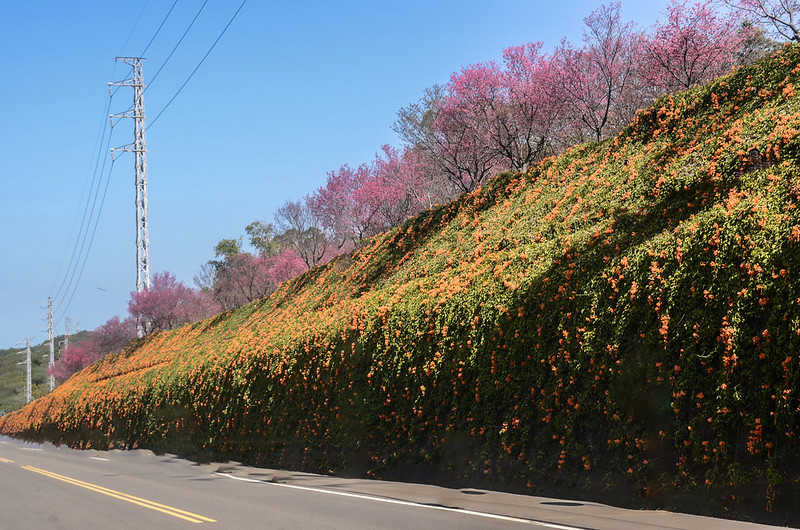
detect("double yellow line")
[22,465,216,524]
[0,457,13,463]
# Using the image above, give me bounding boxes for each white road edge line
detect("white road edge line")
[90,457,110,461]
[213,472,583,529]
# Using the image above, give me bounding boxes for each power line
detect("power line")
[55,158,118,327]
[49,0,180,326]
[112,0,179,98]
[147,0,210,89]
[50,93,115,309]
[110,0,153,96]
[148,0,248,130]
[49,0,248,327]
[111,0,175,101]
[140,0,180,57]
[119,0,152,56]
[52,121,113,313]
[49,93,114,299]
[53,103,119,323]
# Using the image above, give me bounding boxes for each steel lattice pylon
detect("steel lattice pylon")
[110,57,151,296]
[47,297,54,392]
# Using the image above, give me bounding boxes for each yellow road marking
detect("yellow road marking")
[21,465,215,524]
[0,457,13,463]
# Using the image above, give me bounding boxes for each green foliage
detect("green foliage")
[245,221,281,257]
[0,332,88,414]
[5,45,800,525]
[214,239,242,261]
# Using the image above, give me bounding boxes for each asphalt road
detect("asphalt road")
[0,436,784,529]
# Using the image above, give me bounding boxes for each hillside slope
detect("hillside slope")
[0,332,87,413]
[4,46,800,523]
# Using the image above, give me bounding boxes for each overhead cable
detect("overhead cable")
[148,0,248,130]
[147,0,210,89]
[140,0,180,57]
[50,94,114,309]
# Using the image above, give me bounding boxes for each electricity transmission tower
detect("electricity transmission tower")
[17,338,32,404]
[110,57,151,296]
[48,297,55,392]
[62,317,71,355]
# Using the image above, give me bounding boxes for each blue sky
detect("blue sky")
[0,0,675,348]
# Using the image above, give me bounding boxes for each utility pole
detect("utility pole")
[48,297,55,392]
[24,338,31,403]
[110,57,151,297]
[64,317,71,353]
[17,338,32,404]
[58,317,71,381]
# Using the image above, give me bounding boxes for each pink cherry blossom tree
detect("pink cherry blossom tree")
[394,145,446,208]
[554,2,643,142]
[350,145,433,237]
[308,163,380,249]
[49,340,101,383]
[267,247,308,285]
[48,316,136,383]
[209,254,277,311]
[403,49,564,194]
[305,165,362,251]
[213,250,307,310]
[498,43,564,169]
[369,145,432,222]
[308,146,439,252]
[128,271,218,335]
[644,0,745,92]
[433,63,505,192]
[394,84,498,196]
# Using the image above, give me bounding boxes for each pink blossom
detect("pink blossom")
[644,0,745,91]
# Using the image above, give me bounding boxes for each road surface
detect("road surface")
[0,436,783,529]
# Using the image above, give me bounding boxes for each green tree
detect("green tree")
[245,221,281,257]
[214,238,242,261]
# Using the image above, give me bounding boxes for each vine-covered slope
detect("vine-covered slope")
[4,46,800,524]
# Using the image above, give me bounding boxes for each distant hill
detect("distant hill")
[3,45,800,525]
[0,332,88,414]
